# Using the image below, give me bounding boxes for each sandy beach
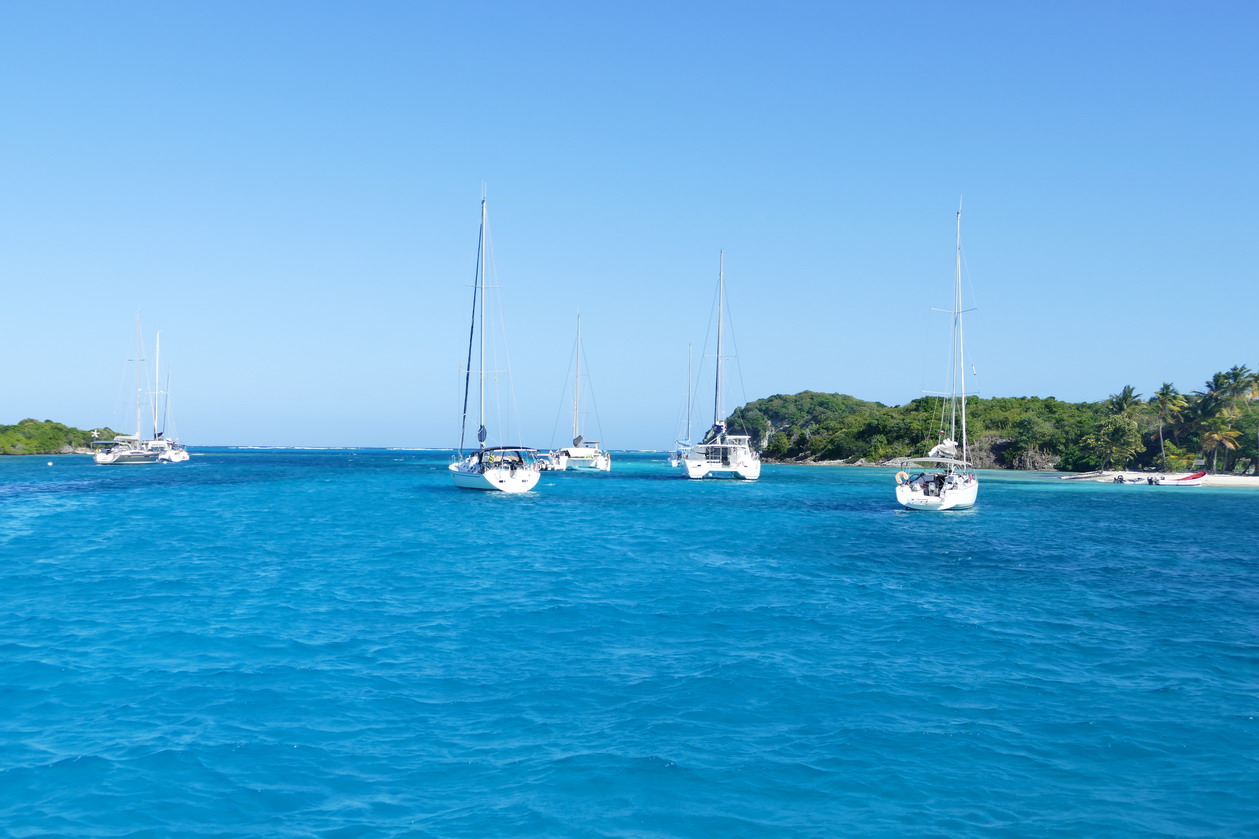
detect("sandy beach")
[1090,471,1259,488]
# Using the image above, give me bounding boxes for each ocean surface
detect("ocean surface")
[2,450,1256,838]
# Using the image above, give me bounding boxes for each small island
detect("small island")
[726,364,1258,476]
[0,419,118,456]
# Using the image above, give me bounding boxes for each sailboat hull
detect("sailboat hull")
[449,462,541,493]
[895,477,978,511]
[681,444,761,480]
[561,448,611,471]
[93,439,189,465]
[94,448,163,465]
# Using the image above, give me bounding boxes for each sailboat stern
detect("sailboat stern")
[450,447,542,493]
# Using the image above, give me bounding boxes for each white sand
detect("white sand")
[1098,471,1259,488]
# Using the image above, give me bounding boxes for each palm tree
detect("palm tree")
[1200,371,1229,399]
[1220,365,1254,414]
[1106,385,1142,417]
[1196,367,1256,473]
[1202,414,1241,473]
[1251,370,1259,474]
[1148,383,1187,472]
[1242,368,1259,474]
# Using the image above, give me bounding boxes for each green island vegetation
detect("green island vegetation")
[0,419,118,456]
[727,365,1259,474]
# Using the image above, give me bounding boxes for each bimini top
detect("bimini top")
[695,435,753,447]
[482,446,538,453]
[902,456,972,468]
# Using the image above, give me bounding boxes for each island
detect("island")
[0,419,118,456]
[726,364,1258,476]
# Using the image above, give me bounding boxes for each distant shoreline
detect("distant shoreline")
[767,458,1259,488]
[15,450,1259,488]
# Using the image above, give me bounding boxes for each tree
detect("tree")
[1192,367,1255,472]
[1083,414,1143,470]
[1148,383,1187,472]
[1202,414,1241,473]
[1106,385,1143,417]
[1220,365,1254,414]
[1226,367,1259,474]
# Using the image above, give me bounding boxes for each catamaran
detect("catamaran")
[678,253,761,480]
[93,326,190,465]
[895,209,979,510]
[448,197,541,493]
[557,314,610,471]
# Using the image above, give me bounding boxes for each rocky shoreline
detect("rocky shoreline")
[2,446,94,456]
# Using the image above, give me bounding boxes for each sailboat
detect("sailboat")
[668,345,693,468]
[679,253,761,480]
[895,208,979,510]
[557,315,610,471]
[93,325,190,465]
[448,197,542,493]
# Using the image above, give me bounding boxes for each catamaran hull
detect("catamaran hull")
[449,463,540,493]
[94,450,163,465]
[896,480,978,511]
[565,454,611,471]
[682,457,760,480]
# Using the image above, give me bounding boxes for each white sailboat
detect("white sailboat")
[93,325,189,465]
[558,314,610,471]
[680,253,761,480]
[895,208,979,510]
[448,197,541,493]
[668,345,693,468]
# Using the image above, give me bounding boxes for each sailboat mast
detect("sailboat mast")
[954,208,969,464]
[573,314,581,443]
[713,252,724,429]
[686,343,692,441]
[478,197,487,447]
[152,331,161,438]
[133,313,144,438]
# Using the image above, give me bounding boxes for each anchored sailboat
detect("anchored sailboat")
[669,345,693,468]
[895,208,979,510]
[448,196,541,493]
[93,323,189,465]
[557,314,610,471]
[679,253,761,480]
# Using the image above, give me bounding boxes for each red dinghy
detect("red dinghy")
[1157,471,1207,487]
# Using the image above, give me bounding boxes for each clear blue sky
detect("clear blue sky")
[3,2,1255,449]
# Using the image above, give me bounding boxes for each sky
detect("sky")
[2,1,1255,449]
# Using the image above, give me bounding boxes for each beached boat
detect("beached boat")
[679,254,761,480]
[93,327,189,465]
[448,196,541,493]
[895,209,978,510]
[1157,471,1206,487]
[557,315,611,471]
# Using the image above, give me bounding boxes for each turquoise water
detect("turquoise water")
[2,450,1256,837]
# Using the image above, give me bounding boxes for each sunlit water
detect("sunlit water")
[2,450,1256,837]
